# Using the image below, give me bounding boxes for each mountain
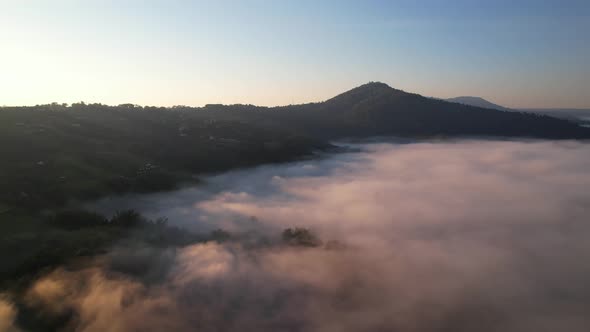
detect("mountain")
[445,96,590,126]
[195,82,590,139]
[2,82,589,208]
[445,96,511,111]
[257,82,590,139]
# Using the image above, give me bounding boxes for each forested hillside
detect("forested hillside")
[0,104,325,210]
[2,82,589,211]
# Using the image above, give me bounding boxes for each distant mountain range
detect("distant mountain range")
[444,95,590,127]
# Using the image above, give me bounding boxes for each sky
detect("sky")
[1,0,589,108]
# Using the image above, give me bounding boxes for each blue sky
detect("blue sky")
[1,0,589,107]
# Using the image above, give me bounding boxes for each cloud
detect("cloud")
[0,296,21,332]
[15,140,590,331]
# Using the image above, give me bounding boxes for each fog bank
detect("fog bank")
[11,140,590,331]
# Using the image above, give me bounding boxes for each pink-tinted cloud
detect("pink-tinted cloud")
[13,140,590,331]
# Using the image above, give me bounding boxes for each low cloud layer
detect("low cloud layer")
[11,140,590,331]
[0,297,20,332]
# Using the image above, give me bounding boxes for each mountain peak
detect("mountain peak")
[358,81,392,89]
[325,82,405,106]
[348,81,402,94]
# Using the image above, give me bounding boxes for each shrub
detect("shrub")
[110,209,145,228]
[282,227,322,247]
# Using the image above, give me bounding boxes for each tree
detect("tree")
[282,227,322,247]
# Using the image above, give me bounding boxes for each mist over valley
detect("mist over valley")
[2,1,590,331]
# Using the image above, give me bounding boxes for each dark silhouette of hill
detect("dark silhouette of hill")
[519,108,590,127]
[445,96,511,111]
[1,82,589,209]
[260,82,590,139]
[444,95,590,127]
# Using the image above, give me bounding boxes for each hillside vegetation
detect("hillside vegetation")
[0,104,325,210]
[2,82,589,211]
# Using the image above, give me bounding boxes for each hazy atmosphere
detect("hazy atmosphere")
[5,140,590,331]
[2,1,590,331]
[1,0,589,108]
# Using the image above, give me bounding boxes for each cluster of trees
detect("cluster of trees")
[1,205,335,295]
[0,209,196,290]
[0,103,326,210]
[1,207,341,331]
[282,227,323,247]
